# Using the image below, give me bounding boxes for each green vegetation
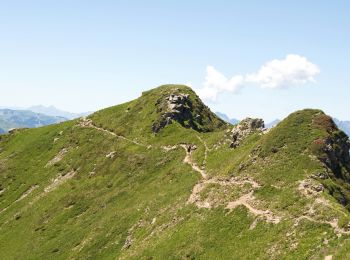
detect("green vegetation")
[0,85,350,259]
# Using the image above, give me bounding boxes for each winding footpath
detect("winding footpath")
[79,117,149,148]
[77,118,350,233]
[180,144,208,179]
[163,138,281,225]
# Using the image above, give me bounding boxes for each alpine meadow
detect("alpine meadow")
[1,85,350,259]
[1,1,350,259]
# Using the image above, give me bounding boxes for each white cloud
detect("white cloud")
[196,66,244,101]
[204,66,244,92]
[196,54,320,102]
[197,86,219,102]
[245,54,320,89]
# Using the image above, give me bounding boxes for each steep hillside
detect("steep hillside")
[90,85,226,139]
[1,85,350,259]
[0,109,67,132]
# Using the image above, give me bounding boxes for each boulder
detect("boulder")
[320,134,350,179]
[151,89,225,134]
[229,118,265,148]
[312,172,329,180]
[152,93,193,133]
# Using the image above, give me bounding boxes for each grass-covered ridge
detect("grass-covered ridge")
[1,85,350,259]
[90,85,226,142]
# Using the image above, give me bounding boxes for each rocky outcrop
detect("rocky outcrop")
[152,93,192,133]
[152,91,224,133]
[229,118,265,148]
[167,93,190,113]
[311,116,350,207]
[311,114,350,180]
[320,132,350,181]
[8,128,29,134]
[299,179,324,196]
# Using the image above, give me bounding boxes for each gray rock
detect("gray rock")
[229,118,265,148]
[312,184,324,192]
[152,93,192,133]
[312,172,329,180]
[319,134,350,177]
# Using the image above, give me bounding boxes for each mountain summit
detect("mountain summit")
[1,85,350,259]
[90,85,226,139]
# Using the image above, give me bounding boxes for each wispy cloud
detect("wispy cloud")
[195,54,320,101]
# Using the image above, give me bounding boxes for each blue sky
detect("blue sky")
[0,1,349,122]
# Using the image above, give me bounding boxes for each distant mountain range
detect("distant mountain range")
[0,106,92,134]
[216,112,350,137]
[28,105,90,119]
[215,112,239,125]
[0,109,66,133]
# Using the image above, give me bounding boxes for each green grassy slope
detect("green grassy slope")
[1,85,350,259]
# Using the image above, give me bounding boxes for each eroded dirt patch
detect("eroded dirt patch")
[46,148,69,167]
[16,185,39,202]
[226,191,281,224]
[79,117,148,148]
[44,170,77,193]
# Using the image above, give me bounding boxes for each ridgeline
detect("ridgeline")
[1,85,350,259]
